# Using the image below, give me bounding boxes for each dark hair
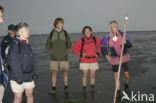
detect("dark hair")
[53,17,64,28]
[0,6,4,13]
[8,24,16,31]
[109,20,118,25]
[15,22,28,32]
[82,26,92,34]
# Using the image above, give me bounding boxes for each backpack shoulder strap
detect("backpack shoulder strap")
[118,30,123,37]
[92,36,96,45]
[13,38,22,54]
[107,34,111,54]
[50,29,55,38]
[62,29,68,48]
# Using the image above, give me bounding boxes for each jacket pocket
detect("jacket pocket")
[21,53,34,73]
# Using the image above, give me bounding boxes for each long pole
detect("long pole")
[113,13,129,103]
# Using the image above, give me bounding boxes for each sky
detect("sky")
[0,0,156,35]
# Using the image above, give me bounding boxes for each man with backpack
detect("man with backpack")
[1,24,16,71]
[45,17,72,94]
[72,26,101,90]
[101,21,132,100]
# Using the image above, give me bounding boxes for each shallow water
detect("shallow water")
[1,31,156,103]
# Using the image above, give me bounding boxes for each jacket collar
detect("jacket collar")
[83,34,93,40]
[16,37,28,43]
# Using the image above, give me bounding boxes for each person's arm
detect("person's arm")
[1,37,9,60]
[124,34,132,48]
[72,39,81,56]
[7,43,24,84]
[67,33,72,50]
[101,35,109,57]
[32,56,38,79]
[96,37,101,55]
[45,34,52,53]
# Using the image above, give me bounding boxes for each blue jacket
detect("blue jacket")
[101,30,132,57]
[0,47,3,85]
[7,37,38,84]
[1,34,14,60]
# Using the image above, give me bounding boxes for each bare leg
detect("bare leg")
[124,72,130,86]
[113,72,120,90]
[25,89,33,103]
[0,85,4,103]
[13,92,23,103]
[52,71,57,87]
[82,70,89,87]
[90,70,96,85]
[63,72,68,86]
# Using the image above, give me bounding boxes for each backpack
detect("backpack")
[80,36,96,57]
[50,29,68,48]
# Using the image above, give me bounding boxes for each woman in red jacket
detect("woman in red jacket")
[72,26,101,90]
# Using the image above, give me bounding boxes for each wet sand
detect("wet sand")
[1,31,156,103]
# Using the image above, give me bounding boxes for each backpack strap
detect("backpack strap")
[118,30,123,37]
[62,29,68,49]
[92,36,96,45]
[107,34,111,55]
[50,29,55,38]
[14,39,22,54]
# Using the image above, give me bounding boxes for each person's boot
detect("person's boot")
[90,85,95,92]
[83,86,87,91]
[90,85,95,98]
[48,87,56,94]
[125,84,131,97]
[116,89,122,101]
[82,86,87,99]
[64,86,69,94]
[91,85,95,88]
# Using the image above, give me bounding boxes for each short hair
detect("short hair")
[0,6,4,13]
[109,20,118,25]
[82,26,92,34]
[15,22,28,32]
[53,17,64,28]
[8,24,16,31]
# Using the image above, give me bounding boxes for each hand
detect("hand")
[34,75,38,79]
[2,59,6,65]
[96,53,98,57]
[105,55,111,62]
[123,39,127,44]
[82,53,86,57]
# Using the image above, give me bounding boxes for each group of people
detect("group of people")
[0,5,133,103]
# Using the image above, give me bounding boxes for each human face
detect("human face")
[110,23,118,35]
[84,28,91,38]
[8,30,16,37]
[56,21,64,30]
[18,27,30,39]
[0,11,3,23]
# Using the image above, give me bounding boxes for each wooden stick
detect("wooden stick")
[113,13,129,103]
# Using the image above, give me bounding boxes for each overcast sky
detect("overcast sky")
[0,0,156,35]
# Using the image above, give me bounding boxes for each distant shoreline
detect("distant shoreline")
[0,30,156,37]
[30,30,156,36]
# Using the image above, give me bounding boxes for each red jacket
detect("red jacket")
[72,34,101,63]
